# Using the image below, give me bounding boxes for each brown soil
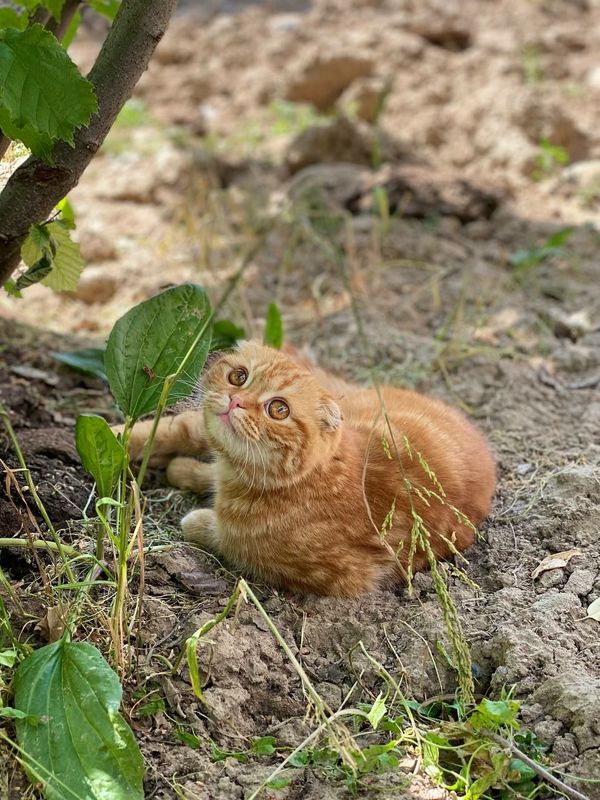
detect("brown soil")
[1,0,600,798]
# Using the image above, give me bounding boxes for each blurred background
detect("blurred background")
[1,0,599,386]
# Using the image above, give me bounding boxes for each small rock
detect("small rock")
[10,365,59,386]
[315,681,343,710]
[533,718,564,745]
[515,462,533,475]
[520,702,545,724]
[564,569,596,597]
[538,570,565,590]
[285,54,374,110]
[71,267,117,305]
[548,464,600,501]
[550,309,593,342]
[533,669,600,753]
[552,733,579,762]
[531,591,581,613]
[284,115,374,174]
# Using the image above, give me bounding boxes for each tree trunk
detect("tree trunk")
[0,0,178,286]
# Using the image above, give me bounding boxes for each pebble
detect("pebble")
[564,568,596,597]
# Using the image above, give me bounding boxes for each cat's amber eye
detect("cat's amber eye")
[228,368,247,386]
[267,399,290,420]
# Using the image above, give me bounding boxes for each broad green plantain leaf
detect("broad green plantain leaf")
[52,347,107,381]
[13,639,144,800]
[21,221,84,292]
[105,283,212,420]
[76,414,124,499]
[0,25,97,154]
[264,302,283,349]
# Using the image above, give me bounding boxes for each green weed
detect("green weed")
[532,138,570,181]
[509,227,575,271]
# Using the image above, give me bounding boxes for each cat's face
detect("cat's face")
[201,342,342,483]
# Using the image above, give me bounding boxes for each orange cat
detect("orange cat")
[125,341,496,597]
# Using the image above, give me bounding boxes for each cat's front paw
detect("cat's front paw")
[181,508,220,551]
[167,458,215,493]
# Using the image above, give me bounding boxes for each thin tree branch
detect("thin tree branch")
[46,0,82,41]
[481,728,590,800]
[0,0,178,285]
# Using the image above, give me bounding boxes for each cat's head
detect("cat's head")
[200,341,342,485]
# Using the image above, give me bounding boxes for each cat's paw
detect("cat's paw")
[181,508,219,550]
[167,458,215,493]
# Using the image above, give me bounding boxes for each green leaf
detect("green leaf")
[288,750,311,768]
[3,278,23,298]
[252,736,276,755]
[174,729,201,749]
[367,693,387,730]
[13,639,144,800]
[0,706,33,721]
[264,302,283,349]
[21,221,84,292]
[44,0,67,20]
[210,319,245,352]
[470,698,520,732]
[75,414,124,499]
[15,256,53,290]
[51,348,107,381]
[508,758,536,784]
[105,283,212,420]
[0,8,28,30]
[87,0,121,20]
[267,777,291,789]
[0,104,54,159]
[56,197,76,230]
[0,25,97,155]
[40,223,84,291]
[135,697,165,718]
[0,648,18,667]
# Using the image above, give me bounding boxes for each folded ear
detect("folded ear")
[318,397,343,431]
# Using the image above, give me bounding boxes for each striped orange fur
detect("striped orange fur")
[125,341,496,597]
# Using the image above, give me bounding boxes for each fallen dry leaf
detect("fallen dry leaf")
[586,597,600,621]
[532,549,581,580]
[36,603,70,643]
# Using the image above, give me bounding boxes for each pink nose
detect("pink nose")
[227,395,244,412]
